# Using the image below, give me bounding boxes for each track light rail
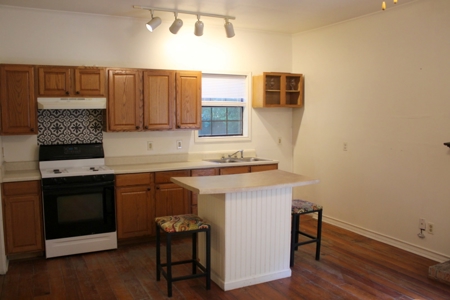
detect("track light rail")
[133,5,236,20]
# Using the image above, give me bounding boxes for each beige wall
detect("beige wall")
[292,0,450,261]
[0,5,295,171]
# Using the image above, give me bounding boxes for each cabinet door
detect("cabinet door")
[219,166,250,175]
[2,181,43,255]
[75,67,106,96]
[116,185,153,239]
[155,183,191,217]
[107,69,142,131]
[37,67,71,96]
[176,71,202,129]
[0,65,37,135]
[252,72,304,108]
[143,70,175,130]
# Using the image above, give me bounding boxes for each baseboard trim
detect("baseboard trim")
[323,216,450,263]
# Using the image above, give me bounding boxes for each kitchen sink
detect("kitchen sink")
[204,157,272,164]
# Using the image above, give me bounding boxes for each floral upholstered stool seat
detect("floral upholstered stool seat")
[155,214,211,298]
[291,199,323,267]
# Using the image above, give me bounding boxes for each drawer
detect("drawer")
[115,173,153,187]
[191,168,218,177]
[155,170,190,184]
[2,181,40,196]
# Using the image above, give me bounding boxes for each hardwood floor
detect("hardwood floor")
[1,217,449,300]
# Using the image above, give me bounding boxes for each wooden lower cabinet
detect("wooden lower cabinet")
[115,173,154,239]
[113,164,277,241]
[155,170,191,217]
[191,168,218,214]
[2,181,43,255]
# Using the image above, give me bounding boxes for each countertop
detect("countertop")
[171,169,319,194]
[0,158,278,183]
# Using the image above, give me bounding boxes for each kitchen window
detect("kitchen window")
[195,73,251,142]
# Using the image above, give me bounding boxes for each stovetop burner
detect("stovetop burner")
[39,143,114,178]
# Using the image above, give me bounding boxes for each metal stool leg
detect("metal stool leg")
[156,224,161,281]
[290,213,299,267]
[166,233,172,297]
[205,228,211,290]
[192,232,197,274]
[315,209,323,261]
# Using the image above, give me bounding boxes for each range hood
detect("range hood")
[37,97,107,110]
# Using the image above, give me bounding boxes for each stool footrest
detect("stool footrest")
[297,230,317,240]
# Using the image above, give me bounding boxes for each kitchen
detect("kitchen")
[0,0,450,296]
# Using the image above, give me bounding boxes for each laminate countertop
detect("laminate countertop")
[171,169,319,194]
[0,159,278,183]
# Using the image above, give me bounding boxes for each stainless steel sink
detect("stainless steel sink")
[204,157,272,164]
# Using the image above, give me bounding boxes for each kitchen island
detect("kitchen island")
[171,169,319,291]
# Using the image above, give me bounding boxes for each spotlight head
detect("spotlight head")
[169,14,183,34]
[194,17,204,36]
[146,10,161,32]
[224,19,235,38]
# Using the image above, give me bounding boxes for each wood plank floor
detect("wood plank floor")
[1,217,449,300]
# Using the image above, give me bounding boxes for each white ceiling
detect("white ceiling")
[0,0,417,34]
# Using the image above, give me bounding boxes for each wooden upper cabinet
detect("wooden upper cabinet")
[74,68,106,96]
[176,71,202,129]
[106,69,142,131]
[143,70,175,130]
[253,72,304,108]
[0,64,37,135]
[37,67,70,96]
[37,66,106,97]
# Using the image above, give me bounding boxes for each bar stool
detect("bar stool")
[290,199,323,267]
[155,214,211,297]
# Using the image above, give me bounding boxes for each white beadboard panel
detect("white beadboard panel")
[198,187,292,291]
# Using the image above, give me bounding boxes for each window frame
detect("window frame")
[194,72,252,143]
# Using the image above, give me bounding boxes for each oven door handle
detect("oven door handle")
[42,181,114,192]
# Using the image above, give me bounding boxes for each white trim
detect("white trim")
[323,215,450,263]
[195,71,252,144]
[45,232,117,258]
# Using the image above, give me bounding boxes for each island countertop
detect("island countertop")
[171,169,319,194]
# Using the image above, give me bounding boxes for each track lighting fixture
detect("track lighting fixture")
[169,12,183,34]
[194,15,204,36]
[224,19,235,38]
[134,5,236,38]
[382,0,398,10]
[146,10,161,32]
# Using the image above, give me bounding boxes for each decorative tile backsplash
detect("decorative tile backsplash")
[37,110,103,145]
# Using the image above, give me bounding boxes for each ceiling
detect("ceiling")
[0,0,416,34]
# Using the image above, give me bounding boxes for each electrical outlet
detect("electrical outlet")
[343,142,348,151]
[176,140,182,149]
[427,222,434,234]
[419,218,426,230]
[147,141,153,151]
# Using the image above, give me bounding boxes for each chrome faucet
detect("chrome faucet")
[228,149,244,158]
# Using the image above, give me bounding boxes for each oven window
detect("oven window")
[57,193,104,224]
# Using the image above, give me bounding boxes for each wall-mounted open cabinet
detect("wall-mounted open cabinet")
[252,72,304,108]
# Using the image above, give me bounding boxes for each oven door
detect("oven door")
[42,179,115,240]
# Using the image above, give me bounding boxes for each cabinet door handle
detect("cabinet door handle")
[147,187,151,191]
[144,126,148,129]
[156,185,160,190]
[76,91,80,94]
[135,126,140,130]
[30,128,34,132]
[65,91,69,95]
